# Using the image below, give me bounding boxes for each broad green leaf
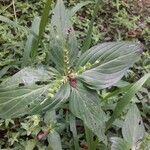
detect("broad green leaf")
[30,82,70,114]
[78,42,143,89]
[51,0,71,36]
[122,104,145,149]
[0,82,70,118]
[0,67,52,89]
[22,17,41,67]
[0,67,70,118]
[67,28,79,67]
[106,73,150,130]
[0,85,50,118]
[49,0,78,73]
[69,82,107,144]
[49,29,65,74]
[77,42,142,67]
[110,137,130,150]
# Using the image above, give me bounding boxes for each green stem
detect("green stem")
[63,47,70,75]
[69,114,80,150]
[116,0,120,12]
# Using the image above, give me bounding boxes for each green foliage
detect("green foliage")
[111,104,145,150]
[140,134,150,150]
[110,137,130,150]
[0,0,149,149]
[106,73,150,130]
[69,81,107,143]
[82,0,101,52]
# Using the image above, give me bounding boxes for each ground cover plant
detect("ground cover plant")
[0,0,150,149]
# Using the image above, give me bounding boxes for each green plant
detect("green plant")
[110,104,145,150]
[0,0,150,149]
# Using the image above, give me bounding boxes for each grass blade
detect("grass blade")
[82,0,101,52]
[0,66,10,79]
[106,73,150,130]
[70,1,92,17]
[39,0,52,39]
[103,84,132,101]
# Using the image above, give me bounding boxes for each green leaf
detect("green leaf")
[69,114,80,150]
[48,131,62,150]
[82,0,101,52]
[39,0,52,38]
[0,85,50,118]
[45,110,63,150]
[25,139,37,150]
[106,73,150,130]
[44,110,57,124]
[103,84,132,101]
[0,66,71,118]
[69,82,107,144]
[78,42,143,89]
[0,65,10,79]
[22,0,52,65]
[110,137,130,150]
[23,0,52,64]
[70,1,92,17]
[0,81,70,119]
[22,17,41,67]
[51,0,71,36]
[30,82,71,114]
[140,134,150,150]
[122,104,145,149]
[0,67,52,89]
[0,15,37,37]
[84,125,97,150]
[49,0,78,73]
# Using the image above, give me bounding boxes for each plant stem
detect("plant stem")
[63,47,70,75]
[12,0,17,22]
[69,114,80,150]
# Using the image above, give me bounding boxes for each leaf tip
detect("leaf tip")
[136,42,144,55]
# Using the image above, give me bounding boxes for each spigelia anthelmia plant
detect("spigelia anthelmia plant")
[0,0,148,146]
